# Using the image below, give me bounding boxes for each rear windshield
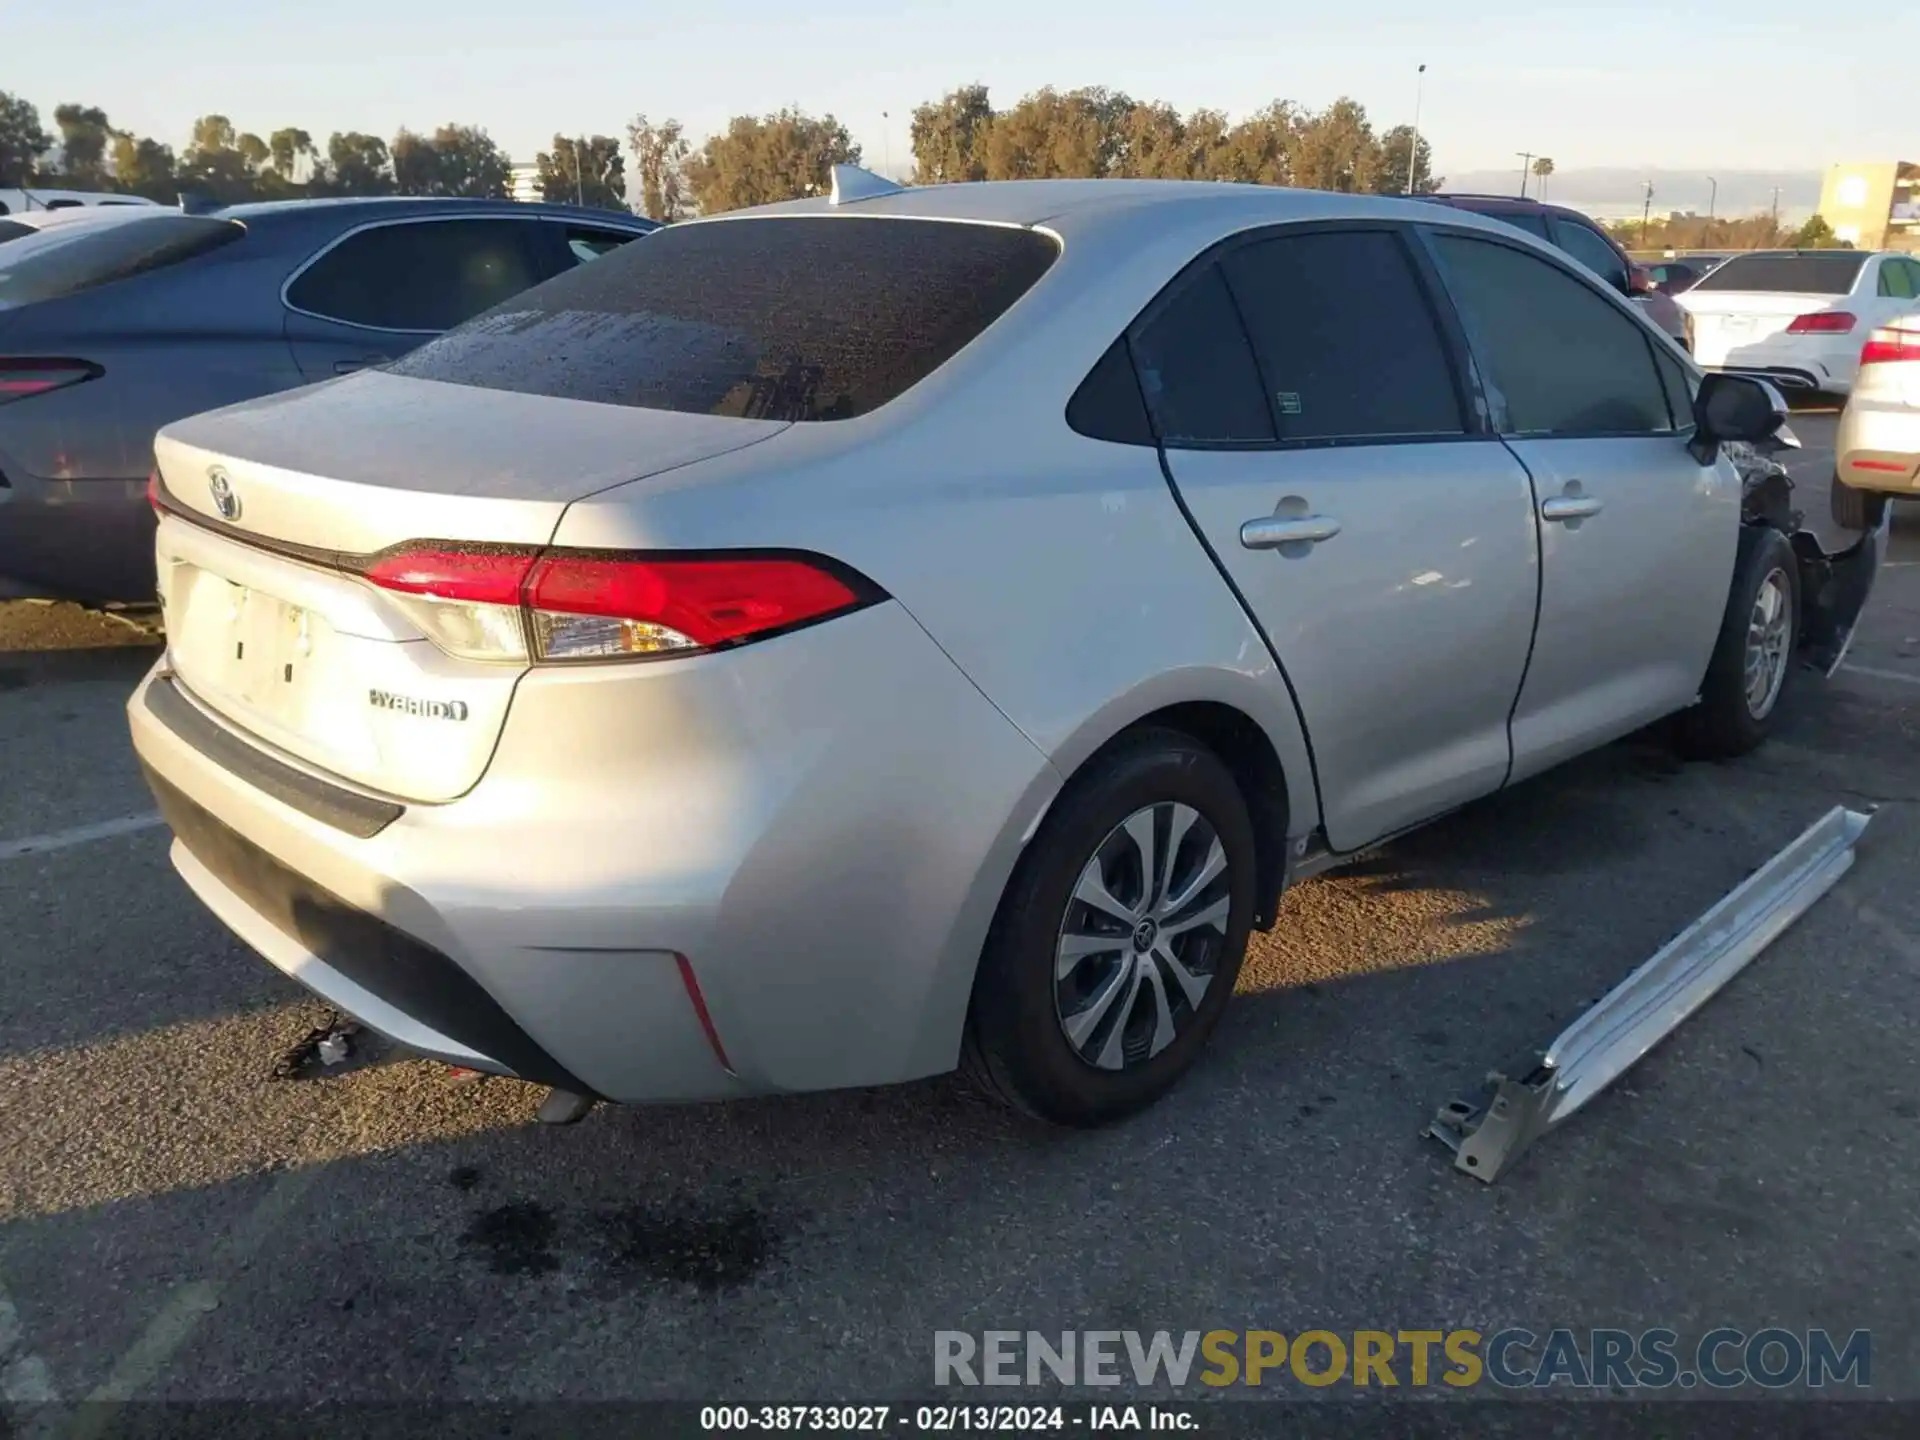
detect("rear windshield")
[1691,252,1868,295]
[0,220,31,244]
[388,216,1061,421]
[0,215,244,307]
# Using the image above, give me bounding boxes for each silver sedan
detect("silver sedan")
[127,174,1883,1127]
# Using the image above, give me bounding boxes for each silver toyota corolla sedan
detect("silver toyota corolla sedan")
[127,174,1883,1126]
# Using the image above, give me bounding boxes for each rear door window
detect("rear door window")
[1220,228,1463,442]
[560,225,642,265]
[1427,231,1670,437]
[1490,211,1552,242]
[0,215,244,306]
[1692,253,1869,295]
[286,218,556,333]
[1878,259,1916,299]
[1128,264,1274,444]
[389,216,1059,421]
[1552,219,1630,292]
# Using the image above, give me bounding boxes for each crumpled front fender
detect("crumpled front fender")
[1796,507,1890,675]
[1725,438,1888,676]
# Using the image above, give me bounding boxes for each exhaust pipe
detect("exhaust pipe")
[1426,804,1872,1183]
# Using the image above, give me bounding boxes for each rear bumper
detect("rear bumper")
[1835,396,1920,493]
[128,602,1060,1104]
[1700,338,1860,395]
[0,471,155,602]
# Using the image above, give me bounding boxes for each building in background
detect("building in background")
[508,162,541,204]
[1819,162,1919,251]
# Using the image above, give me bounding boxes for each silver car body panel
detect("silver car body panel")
[1160,441,1537,850]
[1503,434,1741,783]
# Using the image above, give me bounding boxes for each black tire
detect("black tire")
[1674,525,1801,760]
[963,728,1258,1127]
[1830,475,1888,532]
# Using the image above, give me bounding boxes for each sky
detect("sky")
[9,0,1902,180]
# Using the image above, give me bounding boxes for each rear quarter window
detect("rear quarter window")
[387,216,1060,421]
[1692,253,1869,295]
[0,216,244,306]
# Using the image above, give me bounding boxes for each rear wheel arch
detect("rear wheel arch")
[1053,699,1293,930]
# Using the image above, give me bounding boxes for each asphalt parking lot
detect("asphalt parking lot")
[2,413,1918,1419]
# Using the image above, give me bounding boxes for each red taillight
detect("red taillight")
[362,547,535,606]
[0,357,100,404]
[146,472,162,513]
[360,545,874,663]
[1784,311,1856,335]
[525,555,861,650]
[1861,326,1920,366]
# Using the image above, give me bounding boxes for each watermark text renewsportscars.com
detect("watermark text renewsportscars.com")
[934,1328,1871,1391]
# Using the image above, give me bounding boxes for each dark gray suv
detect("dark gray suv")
[0,197,657,602]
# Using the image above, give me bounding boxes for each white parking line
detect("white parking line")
[68,1163,320,1440]
[0,815,163,864]
[1840,663,1920,689]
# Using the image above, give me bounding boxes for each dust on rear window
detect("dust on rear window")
[386,216,1060,421]
[1691,252,1869,295]
[0,215,243,306]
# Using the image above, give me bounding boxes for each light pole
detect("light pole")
[1706,175,1717,222]
[575,135,585,207]
[882,111,891,178]
[1516,151,1534,199]
[1641,179,1654,246]
[1406,64,1426,195]
[1771,186,1782,241]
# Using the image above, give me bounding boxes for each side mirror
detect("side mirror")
[1690,373,1790,463]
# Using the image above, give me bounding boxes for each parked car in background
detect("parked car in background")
[1422,193,1692,352]
[1643,254,1729,295]
[0,188,162,216]
[1830,313,1920,528]
[1676,249,1920,399]
[0,197,658,602]
[129,175,1880,1129]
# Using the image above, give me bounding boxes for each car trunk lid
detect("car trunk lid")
[153,371,788,802]
[1680,292,1854,366]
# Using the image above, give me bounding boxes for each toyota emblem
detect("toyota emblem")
[207,467,241,522]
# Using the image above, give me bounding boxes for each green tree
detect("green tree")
[0,91,52,186]
[1376,124,1439,194]
[909,85,992,185]
[267,128,316,183]
[389,128,437,194]
[51,104,113,188]
[684,108,859,213]
[982,87,1130,179]
[1787,214,1847,249]
[176,114,261,203]
[1210,101,1301,186]
[1530,155,1554,200]
[1291,98,1382,193]
[536,135,627,210]
[393,124,509,198]
[317,132,393,196]
[110,131,177,201]
[626,114,690,221]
